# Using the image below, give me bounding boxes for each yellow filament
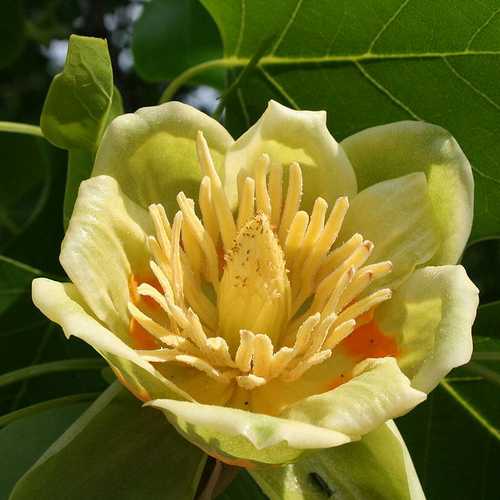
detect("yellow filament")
[196,131,235,248]
[129,132,394,393]
[268,163,283,228]
[254,154,272,219]
[237,177,255,230]
[278,162,302,245]
[199,177,219,246]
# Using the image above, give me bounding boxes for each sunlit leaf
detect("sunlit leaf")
[197,0,500,241]
[40,35,114,151]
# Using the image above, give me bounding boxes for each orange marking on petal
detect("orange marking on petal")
[356,308,375,327]
[341,319,399,359]
[128,273,162,350]
[327,372,351,391]
[129,318,159,350]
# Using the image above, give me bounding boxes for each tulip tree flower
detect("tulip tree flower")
[32,101,478,472]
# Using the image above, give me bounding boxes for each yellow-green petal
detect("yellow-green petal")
[341,121,474,264]
[93,101,233,216]
[60,175,151,339]
[339,173,440,290]
[32,278,190,402]
[282,357,426,439]
[148,357,424,465]
[224,100,357,211]
[375,265,479,393]
[147,399,351,466]
[251,421,424,500]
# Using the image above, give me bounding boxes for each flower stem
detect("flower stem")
[197,460,223,500]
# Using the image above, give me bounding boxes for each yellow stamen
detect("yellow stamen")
[128,131,394,395]
[237,177,255,230]
[278,162,303,245]
[268,163,283,228]
[254,154,272,219]
[196,131,235,248]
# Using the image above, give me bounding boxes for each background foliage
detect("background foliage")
[0,1,499,498]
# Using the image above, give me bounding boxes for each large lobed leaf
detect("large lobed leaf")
[199,0,500,243]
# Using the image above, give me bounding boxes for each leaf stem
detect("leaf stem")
[0,392,99,427]
[160,59,242,103]
[0,359,106,388]
[0,121,44,138]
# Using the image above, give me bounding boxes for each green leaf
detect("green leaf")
[132,0,223,86]
[0,403,89,499]
[184,0,500,241]
[0,0,25,69]
[10,384,207,500]
[40,35,114,151]
[251,421,424,500]
[212,34,277,119]
[397,301,500,499]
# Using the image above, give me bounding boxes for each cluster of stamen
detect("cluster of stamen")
[128,131,393,391]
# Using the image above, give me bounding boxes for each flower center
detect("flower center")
[129,131,393,391]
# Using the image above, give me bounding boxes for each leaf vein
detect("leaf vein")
[270,0,305,55]
[259,67,300,110]
[443,57,500,112]
[354,61,421,119]
[368,0,412,53]
[235,0,246,57]
[466,6,500,50]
